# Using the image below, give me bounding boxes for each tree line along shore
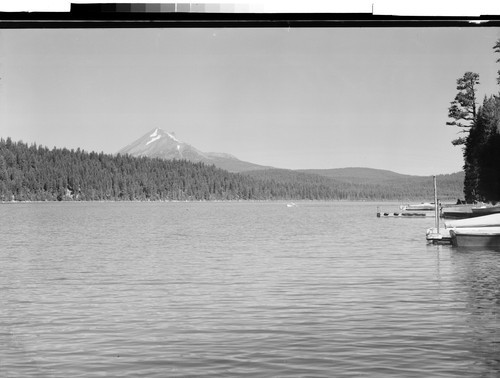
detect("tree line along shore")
[0,138,463,202]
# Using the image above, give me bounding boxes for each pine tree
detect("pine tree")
[447,72,480,146]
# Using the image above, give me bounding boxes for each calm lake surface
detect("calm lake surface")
[2,201,500,377]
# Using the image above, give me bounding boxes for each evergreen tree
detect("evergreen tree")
[447,72,480,146]
[462,97,492,202]
[474,96,500,202]
[493,39,500,85]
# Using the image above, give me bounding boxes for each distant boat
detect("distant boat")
[471,205,500,215]
[449,227,500,248]
[286,202,296,208]
[402,202,435,211]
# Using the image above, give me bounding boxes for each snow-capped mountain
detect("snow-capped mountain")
[118,128,270,173]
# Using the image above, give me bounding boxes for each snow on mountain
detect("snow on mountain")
[118,128,190,160]
[145,131,161,145]
[145,128,180,147]
[118,128,271,173]
[167,132,180,143]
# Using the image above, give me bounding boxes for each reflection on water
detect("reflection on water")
[1,202,500,377]
[449,249,500,373]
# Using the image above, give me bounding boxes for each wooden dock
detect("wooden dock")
[426,227,452,244]
[377,211,433,218]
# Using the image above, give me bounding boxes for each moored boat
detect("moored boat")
[444,213,500,228]
[471,205,500,215]
[441,204,477,219]
[449,227,500,248]
[402,202,435,211]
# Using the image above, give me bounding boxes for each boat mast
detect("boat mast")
[433,175,439,233]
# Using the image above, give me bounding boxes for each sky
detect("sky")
[2,7,500,175]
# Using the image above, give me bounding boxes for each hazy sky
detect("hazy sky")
[1,26,500,175]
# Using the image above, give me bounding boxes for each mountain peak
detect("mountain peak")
[119,129,271,172]
[145,128,181,146]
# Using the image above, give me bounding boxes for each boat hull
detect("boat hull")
[441,205,480,219]
[471,206,500,215]
[441,211,478,219]
[450,227,500,248]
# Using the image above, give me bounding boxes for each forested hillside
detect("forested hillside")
[0,138,260,201]
[243,168,464,201]
[299,167,416,183]
[0,138,463,202]
[300,167,464,198]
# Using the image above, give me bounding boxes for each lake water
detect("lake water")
[1,201,500,377]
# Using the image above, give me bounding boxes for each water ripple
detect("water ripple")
[2,202,500,377]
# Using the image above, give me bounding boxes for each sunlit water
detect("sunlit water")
[1,201,500,377]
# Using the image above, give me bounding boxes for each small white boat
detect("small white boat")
[449,227,500,248]
[402,202,436,211]
[286,202,296,208]
[444,213,500,228]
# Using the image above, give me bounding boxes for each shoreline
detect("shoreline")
[1,198,457,204]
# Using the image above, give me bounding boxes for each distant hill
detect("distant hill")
[243,168,465,201]
[302,168,465,199]
[118,128,271,172]
[298,167,413,183]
